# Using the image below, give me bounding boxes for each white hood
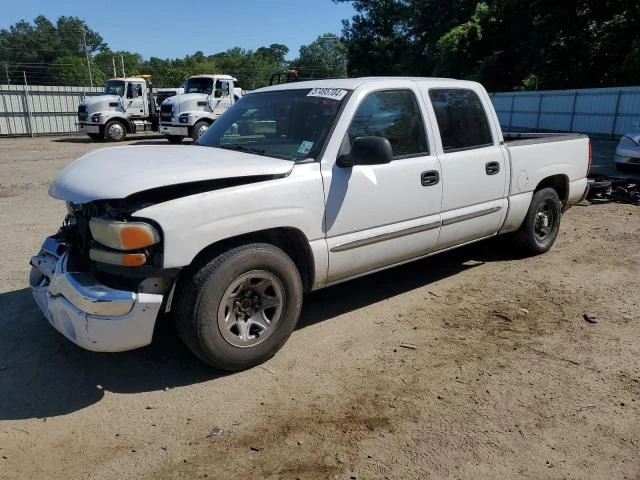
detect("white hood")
[162,92,208,114]
[49,145,294,203]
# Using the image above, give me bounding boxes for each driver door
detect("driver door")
[124,82,145,117]
[212,79,233,116]
[322,87,442,283]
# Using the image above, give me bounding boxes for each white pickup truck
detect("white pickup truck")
[30,77,590,370]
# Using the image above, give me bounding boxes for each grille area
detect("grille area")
[78,105,87,121]
[160,104,173,122]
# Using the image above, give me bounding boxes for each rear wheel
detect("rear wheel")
[514,187,562,255]
[166,135,183,144]
[175,243,303,371]
[191,120,209,142]
[104,120,127,142]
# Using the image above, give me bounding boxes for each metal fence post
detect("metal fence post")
[611,91,622,138]
[568,91,578,132]
[535,93,543,129]
[509,95,515,129]
[22,71,35,137]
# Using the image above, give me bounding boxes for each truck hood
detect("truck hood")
[162,92,208,114]
[80,95,120,113]
[49,145,295,203]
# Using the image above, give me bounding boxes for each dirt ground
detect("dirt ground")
[0,134,639,480]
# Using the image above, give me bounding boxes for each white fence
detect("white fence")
[2,83,640,138]
[491,86,640,137]
[0,84,102,136]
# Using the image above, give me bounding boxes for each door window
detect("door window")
[215,80,230,97]
[429,89,493,152]
[126,83,143,99]
[347,90,428,158]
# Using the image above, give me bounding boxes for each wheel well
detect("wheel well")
[535,175,568,207]
[189,228,315,292]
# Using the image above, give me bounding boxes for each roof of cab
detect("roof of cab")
[252,76,479,94]
[189,74,238,81]
[108,77,149,82]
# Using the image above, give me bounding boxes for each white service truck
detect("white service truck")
[31,77,590,371]
[159,74,241,143]
[77,76,183,141]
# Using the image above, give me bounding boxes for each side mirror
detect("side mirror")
[214,88,222,98]
[131,86,139,98]
[336,136,393,168]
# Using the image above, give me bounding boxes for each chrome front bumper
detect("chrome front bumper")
[29,237,164,352]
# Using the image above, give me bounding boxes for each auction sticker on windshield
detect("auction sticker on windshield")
[298,141,314,154]
[307,88,348,100]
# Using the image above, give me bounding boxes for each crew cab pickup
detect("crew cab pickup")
[30,77,590,370]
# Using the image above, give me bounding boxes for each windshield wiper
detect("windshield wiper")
[219,144,267,155]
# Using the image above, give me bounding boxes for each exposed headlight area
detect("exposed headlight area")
[89,218,160,250]
[91,113,102,123]
[179,113,190,124]
[89,218,161,267]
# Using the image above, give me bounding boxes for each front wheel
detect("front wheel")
[514,187,562,255]
[191,120,209,142]
[175,243,303,371]
[104,120,127,142]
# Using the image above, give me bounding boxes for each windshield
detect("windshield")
[185,77,214,94]
[197,88,350,161]
[104,80,125,96]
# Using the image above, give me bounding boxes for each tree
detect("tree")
[293,33,348,79]
[255,43,289,68]
[0,15,104,84]
[335,0,412,76]
[95,50,143,79]
[338,0,640,90]
[52,55,105,86]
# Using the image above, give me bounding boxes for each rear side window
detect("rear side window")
[347,90,428,158]
[429,89,493,152]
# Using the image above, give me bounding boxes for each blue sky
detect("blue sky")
[1,0,356,60]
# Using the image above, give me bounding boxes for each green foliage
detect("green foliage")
[519,73,540,92]
[292,33,348,79]
[0,15,105,84]
[95,50,143,78]
[52,55,106,86]
[338,0,640,90]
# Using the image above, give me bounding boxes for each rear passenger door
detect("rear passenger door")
[426,88,508,249]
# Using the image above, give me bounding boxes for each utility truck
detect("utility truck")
[77,76,183,142]
[159,74,241,143]
[32,77,590,371]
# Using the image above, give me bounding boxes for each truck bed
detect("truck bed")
[503,131,587,146]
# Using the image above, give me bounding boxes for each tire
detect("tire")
[87,133,102,140]
[175,243,303,371]
[104,120,127,142]
[191,120,209,142]
[514,187,562,255]
[166,135,183,144]
[615,163,631,173]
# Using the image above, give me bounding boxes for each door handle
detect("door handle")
[421,170,440,186]
[485,161,501,175]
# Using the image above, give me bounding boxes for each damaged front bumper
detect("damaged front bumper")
[29,237,164,352]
